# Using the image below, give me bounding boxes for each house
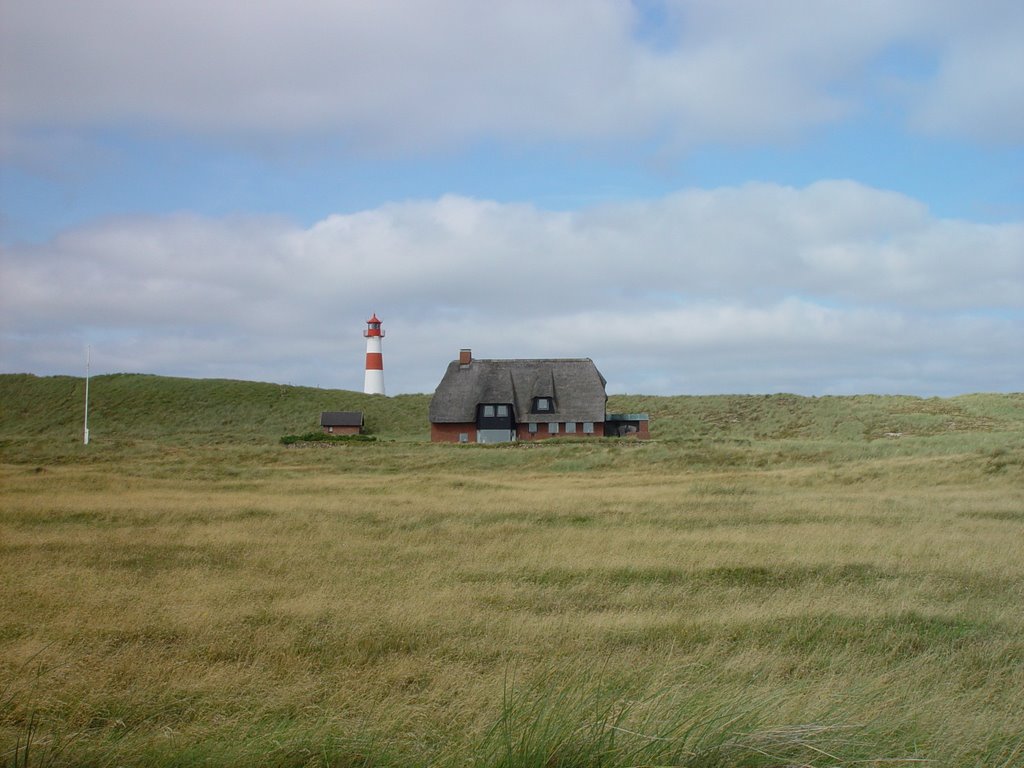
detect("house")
[429,349,647,443]
[319,411,364,436]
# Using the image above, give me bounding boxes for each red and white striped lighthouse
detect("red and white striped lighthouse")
[363,313,385,395]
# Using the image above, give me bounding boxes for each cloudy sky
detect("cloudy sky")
[1,0,1021,395]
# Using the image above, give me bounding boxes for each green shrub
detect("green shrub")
[279,432,377,445]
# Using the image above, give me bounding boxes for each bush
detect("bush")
[279,432,377,445]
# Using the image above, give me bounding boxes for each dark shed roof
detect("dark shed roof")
[429,358,607,424]
[319,411,363,427]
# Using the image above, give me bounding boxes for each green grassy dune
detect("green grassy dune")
[1,374,1023,767]
[4,372,1024,442]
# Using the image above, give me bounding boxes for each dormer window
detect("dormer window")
[533,397,553,413]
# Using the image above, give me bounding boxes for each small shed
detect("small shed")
[319,411,364,436]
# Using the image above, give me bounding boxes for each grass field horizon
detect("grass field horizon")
[2,374,1023,766]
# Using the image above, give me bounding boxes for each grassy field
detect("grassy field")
[1,374,1023,766]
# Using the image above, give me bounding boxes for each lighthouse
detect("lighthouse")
[363,313,386,395]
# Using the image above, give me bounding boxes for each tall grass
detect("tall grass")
[1,375,1023,765]
[480,667,926,768]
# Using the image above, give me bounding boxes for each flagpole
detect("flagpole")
[84,345,90,445]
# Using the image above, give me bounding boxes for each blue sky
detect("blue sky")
[1,0,1022,395]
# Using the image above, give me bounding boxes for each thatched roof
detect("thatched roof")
[429,358,607,424]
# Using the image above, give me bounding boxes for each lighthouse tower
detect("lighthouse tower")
[363,313,386,395]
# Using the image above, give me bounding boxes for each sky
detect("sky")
[1,0,1022,396]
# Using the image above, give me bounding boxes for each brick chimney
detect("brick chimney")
[459,348,472,366]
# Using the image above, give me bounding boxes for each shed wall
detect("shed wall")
[322,425,362,436]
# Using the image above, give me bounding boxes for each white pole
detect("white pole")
[84,345,90,445]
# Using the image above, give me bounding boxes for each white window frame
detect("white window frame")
[583,422,594,434]
[548,422,559,434]
[565,422,576,434]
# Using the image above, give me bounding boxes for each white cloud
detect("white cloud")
[2,181,1021,395]
[2,0,1021,157]
[907,1,1024,142]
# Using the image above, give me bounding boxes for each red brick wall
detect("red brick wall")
[322,425,361,436]
[515,421,605,440]
[431,423,476,443]
[432,421,613,442]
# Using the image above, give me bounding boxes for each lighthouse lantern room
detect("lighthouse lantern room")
[363,314,386,395]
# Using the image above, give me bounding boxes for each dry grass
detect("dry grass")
[2,444,1023,766]
[2,377,1022,765]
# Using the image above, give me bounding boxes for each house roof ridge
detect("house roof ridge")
[473,357,594,363]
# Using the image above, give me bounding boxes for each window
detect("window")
[548,422,559,434]
[583,422,594,434]
[533,397,553,413]
[528,422,538,434]
[328,426,333,433]
[459,433,469,443]
[565,422,576,434]
[481,404,511,419]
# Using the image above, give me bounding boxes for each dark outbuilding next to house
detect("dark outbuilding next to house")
[605,413,651,439]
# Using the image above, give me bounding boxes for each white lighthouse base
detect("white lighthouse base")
[364,369,385,395]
